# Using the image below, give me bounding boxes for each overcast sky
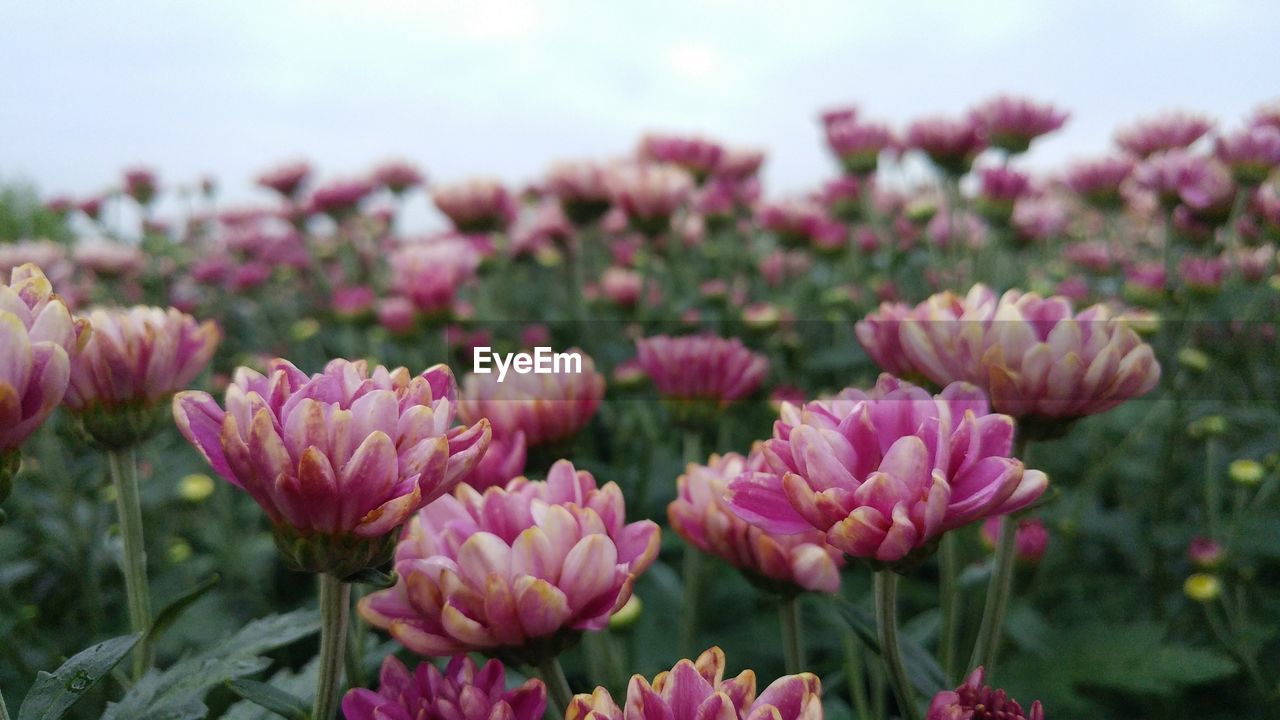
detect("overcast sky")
[2,0,1276,232]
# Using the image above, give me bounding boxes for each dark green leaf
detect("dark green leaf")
[225,679,309,720]
[17,633,141,720]
[145,574,221,643]
[831,597,948,696]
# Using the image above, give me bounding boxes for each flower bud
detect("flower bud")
[609,594,643,631]
[1176,347,1210,373]
[1187,415,1228,440]
[1187,536,1225,569]
[1229,459,1265,486]
[178,473,215,503]
[1184,573,1221,603]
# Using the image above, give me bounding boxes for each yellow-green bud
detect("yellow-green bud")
[1229,459,1265,486]
[1183,573,1221,603]
[609,594,643,631]
[1176,347,1210,373]
[179,473,216,503]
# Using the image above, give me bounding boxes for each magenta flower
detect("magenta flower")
[974,167,1032,224]
[1187,536,1224,569]
[824,116,896,176]
[73,240,147,278]
[458,349,605,448]
[927,667,1044,720]
[757,199,848,252]
[638,134,725,182]
[359,460,660,660]
[853,302,917,377]
[1115,111,1214,158]
[64,307,219,447]
[969,94,1069,154]
[599,266,645,308]
[861,284,1161,424]
[1134,149,1235,212]
[1214,126,1280,186]
[389,237,481,317]
[565,647,822,720]
[1179,255,1227,293]
[980,516,1048,563]
[905,116,987,176]
[123,167,159,206]
[1011,196,1070,243]
[342,655,546,720]
[635,335,769,407]
[460,430,527,491]
[308,178,373,219]
[727,375,1046,564]
[173,359,490,576]
[605,163,695,237]
[256,161,312,199]
[1063,155,1135,210]
[371,159,425,195]
[433,178,518,234]
[546,160,613,226]
[0,264,89,494]
[670,449,844,594]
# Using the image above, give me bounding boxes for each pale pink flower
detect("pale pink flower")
[1115,111,1214,158]
[969,94,1069,153]
[433,179,518,234]
[458,349,605,447]
[635,335,769,406]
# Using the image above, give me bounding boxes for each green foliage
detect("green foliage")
[17,634,140,720]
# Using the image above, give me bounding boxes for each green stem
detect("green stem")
[968,436,1030,674]
[842,629,872,720]
[345,586,368,690]
[107,447,153,680]
[313,574,351,720]
[938,532,961,684]
[0,686,10,720]
[1205,437,1222,538]
[535,655,574,717]
[779,596,805,674]
[874,571,920,720]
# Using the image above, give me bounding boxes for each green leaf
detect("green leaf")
[831,596,948,696]
[103,609,320,720]
[223,658,318,720]
[145,574,221,643]
[17,633,141,720]
[343,566,396,588]
[225,679,309,720]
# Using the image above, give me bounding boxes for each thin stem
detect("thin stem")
[536,655,574,717]
[313,574,351,720]
[937,532,961,684]
[107,447,153,680]
[967,436,1031,675]
[874,571,921,720]
[345,586,369,690]
[779,596,805,674]
[1205,437,1222,538]
[841,629,872,720]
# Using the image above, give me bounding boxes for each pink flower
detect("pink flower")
[433,179,518,234]
[638,134,725,181]
[257,161,313,199]
[1063,155,1135,210]
[872,284,1161,422]
[0,264,88,456]
[757,199,848,252]
[854,302,917,377]
[66,306,220,412]
[670,449,844,593]
[371,159,425,195]
[824,116,896,175]
[927,667,1044,720]
[546,160,613,226]
[343,655,546,720]
[1134,149,1235,211]
[359,460,660,659]
[461,430,527,491]
[1115,111,1214,158]
[980,516,1049,563]
[600,267,644,308]
[1214,126,1280,186]
[123,167,159,206]
[73,240,147,278]
[635,335,769,406]
[1011,196,1070,243]
[332,286,377,319]
[458,349,605,447]
[390,237,481,316]
[969,94,1069,153]
[566,646,822,720]
[716,147,766,181]
[727,375,1046,564]
[606,163,695,237]
[905,116,987,176]
[974,167,1032,224]
[1179,255,1227,293]
[172,359,490,576]
[1187,536,1224,569]
[307,177,373,218]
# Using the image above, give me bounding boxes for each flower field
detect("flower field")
[1,95,1279,720]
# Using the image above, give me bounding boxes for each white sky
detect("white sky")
[2,0,1276,233]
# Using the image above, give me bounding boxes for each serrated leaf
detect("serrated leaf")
[103,609,320,720]
[225,679,309,720]
[17,633,141,720]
